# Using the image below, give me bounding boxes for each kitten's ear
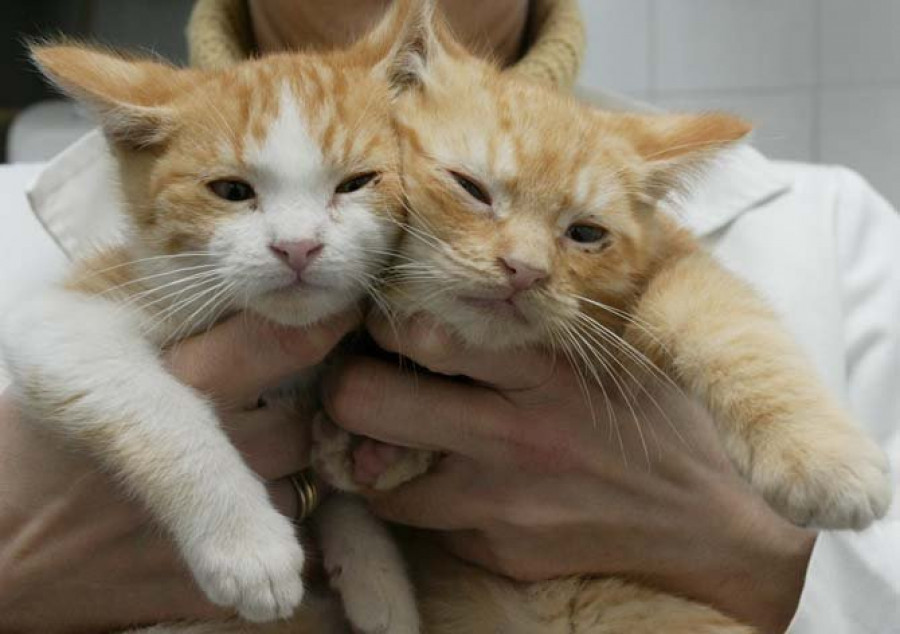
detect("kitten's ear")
[31,44,198,148]
[350,0,460,94]
[619,112,752,203]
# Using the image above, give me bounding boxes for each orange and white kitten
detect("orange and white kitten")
[314,5,893,632]
[0,4,428,631]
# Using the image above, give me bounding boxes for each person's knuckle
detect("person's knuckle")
[366,312,399,351]
[326,361,384,433]
[408,319,457,374]
[498,422,573,474]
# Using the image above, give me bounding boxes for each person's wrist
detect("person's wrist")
[594,391,816,633]
[690,475,815,633]
[759,523,816,633]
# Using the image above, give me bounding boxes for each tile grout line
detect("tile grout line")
[811,0,823,163]
[647,0,658,102]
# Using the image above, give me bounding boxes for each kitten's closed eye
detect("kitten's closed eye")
[336,172,379,195]
[451,172,491,206]
[209,179,256,202]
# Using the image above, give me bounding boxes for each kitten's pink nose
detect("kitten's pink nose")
[500,256,548,291]
[270,240,323,274]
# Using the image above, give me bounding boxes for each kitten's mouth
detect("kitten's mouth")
[272,275,329,295]
[293,277,328,290]
[459,293,528,322]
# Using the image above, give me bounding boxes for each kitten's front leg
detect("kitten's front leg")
[628,251,892,529]
[311,415,426,634]
[1,291,305,622]
[314,495,420,634]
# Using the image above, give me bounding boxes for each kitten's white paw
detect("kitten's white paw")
[186,511,305,622]
[317,496,420,634]
[327,558,420,634]
[755,427,892,530]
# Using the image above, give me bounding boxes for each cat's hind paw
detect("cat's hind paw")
[330,562,420,634]
[319,497,420,634]
[354,439,434,492]
[312,413,434,493]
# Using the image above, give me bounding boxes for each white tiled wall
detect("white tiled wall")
[578,0,900,208]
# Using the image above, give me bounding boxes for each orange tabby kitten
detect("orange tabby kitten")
[2,4,431,632]
[311,4,893,633]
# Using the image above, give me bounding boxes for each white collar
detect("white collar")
[26,130,124,261]
[666,143,792,237]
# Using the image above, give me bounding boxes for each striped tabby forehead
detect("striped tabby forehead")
[167,54,399,178]
[396,77,636,217]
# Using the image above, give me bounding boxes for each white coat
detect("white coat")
[0,128,897,632]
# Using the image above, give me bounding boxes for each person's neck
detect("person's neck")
[249,0,529,67]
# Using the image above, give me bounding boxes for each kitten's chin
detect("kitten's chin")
[428,303,544,350]
[252,288,357,327]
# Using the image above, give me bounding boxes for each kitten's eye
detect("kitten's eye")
[566,224,607,244]
[451,172,491,205]
[336,172,378,194]
[209,179,255,202]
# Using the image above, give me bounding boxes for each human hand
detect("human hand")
[0,311,356,633]
[324,313,815,633]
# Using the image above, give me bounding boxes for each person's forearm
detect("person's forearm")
[249,0,529,66]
